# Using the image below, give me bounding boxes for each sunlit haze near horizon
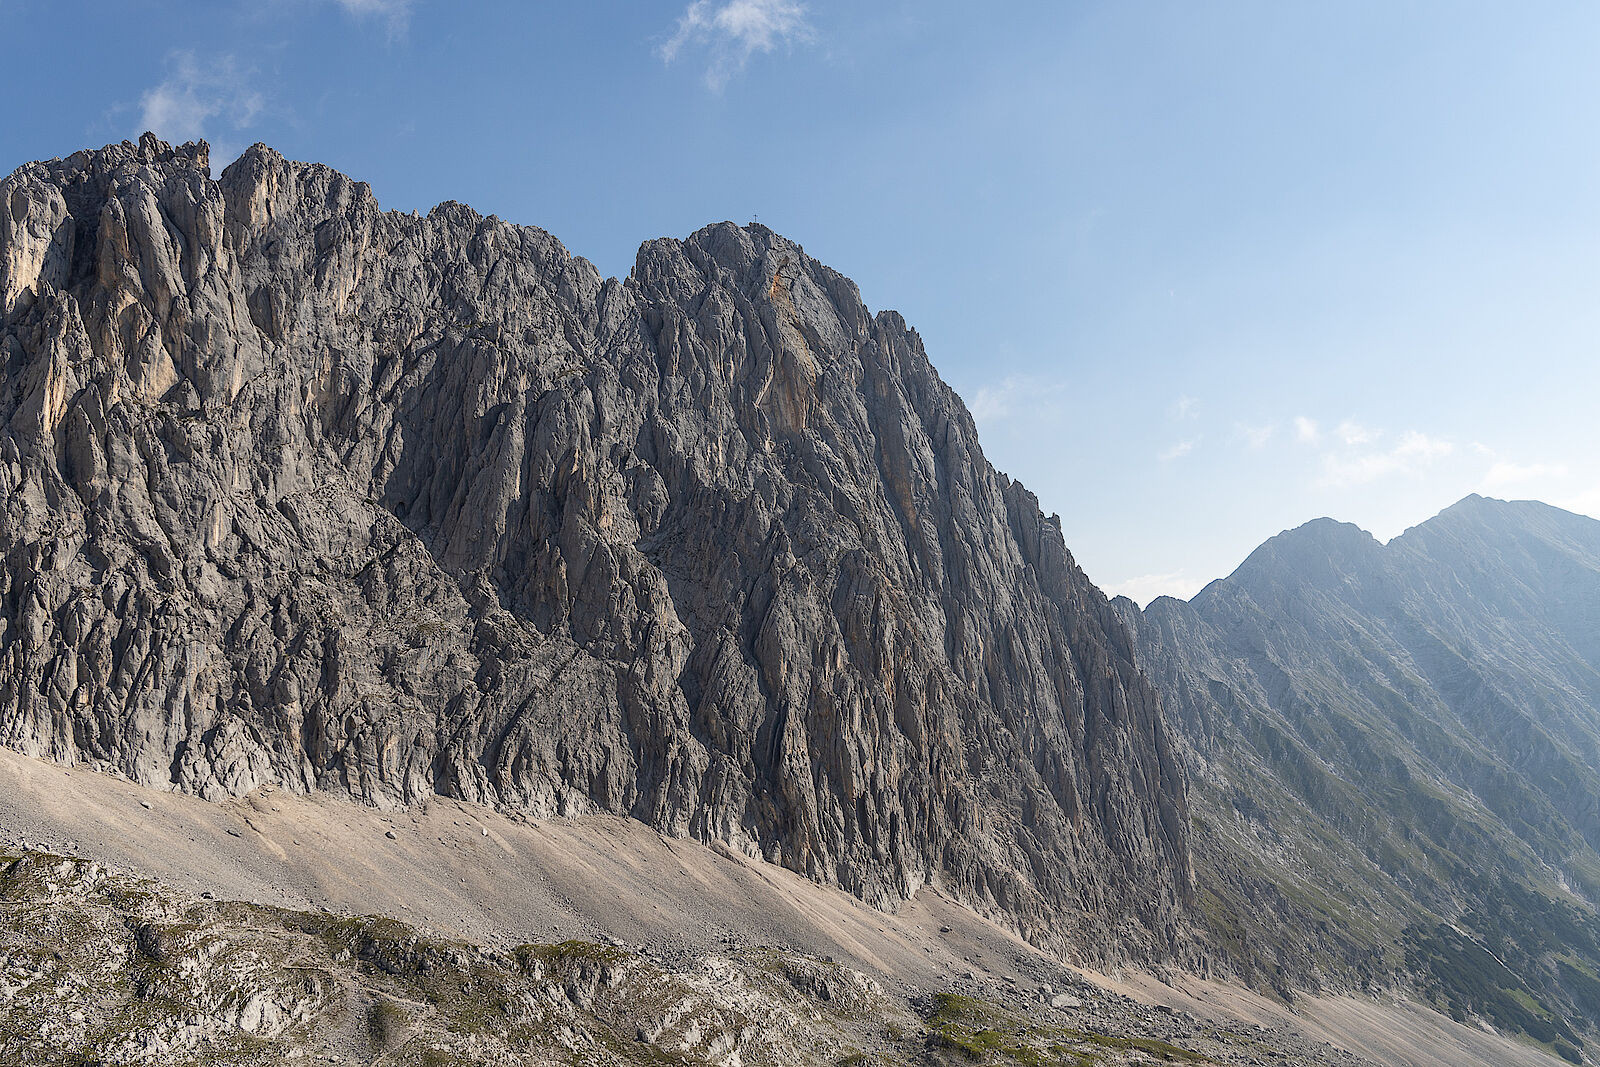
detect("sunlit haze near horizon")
[4,1,1595,604]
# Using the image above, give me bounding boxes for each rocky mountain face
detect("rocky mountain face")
[1118,496,1600,1054]
[0,135,1192,963]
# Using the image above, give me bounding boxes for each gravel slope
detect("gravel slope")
[0,748,1570,1067]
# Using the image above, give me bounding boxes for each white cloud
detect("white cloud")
[1481,459,1569,491]
[138,52,262,160]
[330,0,413,36]
[252,0,414,39]
[661,0,813,89]
[1336,419,1379,446]
[1105,571,1206,606]
[1294,416,1319,444]
[1393,431,1453,463]
[333,0,407,14]
[1320,452,1401,487]
[1556,486,1600,521]
[965,375,1067,427]
[1172,395,1199,421]
[969,378,1018,423]
[1158,439,1197,462]
[1320,430,1454,488]
[1235,422,1274,449]
[1470,444,1572,496]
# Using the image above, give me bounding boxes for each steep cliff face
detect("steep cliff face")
[1120,496,1600,1043]
[0,135,1191,962]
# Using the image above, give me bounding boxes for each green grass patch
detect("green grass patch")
[1078,1033,1209,1062]
[924,991,1206,1066]
[517,939,629,969]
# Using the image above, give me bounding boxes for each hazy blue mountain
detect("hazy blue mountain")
[1119,494,1600,1057]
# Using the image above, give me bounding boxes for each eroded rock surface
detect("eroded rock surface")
[0,847,1350,1067]
[0,135,1191,963]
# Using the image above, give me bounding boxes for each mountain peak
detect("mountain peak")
[1129,485,1600,1041]
[47,132,211,180]
[1395,494,1600,557]
[0,138,1194,968]
[1215,516,1381,598]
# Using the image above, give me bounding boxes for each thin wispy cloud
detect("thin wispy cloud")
[1320,430,1454,488]
[138,52,263,163]
[1480,459,1569,491]
[332,0,408,15]
[1235,422,1275,449]
[1172,395,1199,421]
[966,375,1067,426]
[1294,416,1319,444]
[1106,571,1205,607]
[1556,486,1600,521]
[329,0,413,37]
[661,0,813,90]
[1335,419,1379,447]
[1159,439,1198,462]
[253,0,415,39]
[969,380,1018,423]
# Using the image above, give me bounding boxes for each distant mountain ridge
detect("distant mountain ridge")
[1120,494,1600,1055]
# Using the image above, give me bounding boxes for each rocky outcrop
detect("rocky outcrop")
[1120,496,1600,1040]
[0,135,1192,963]
[1,846,1360,1067]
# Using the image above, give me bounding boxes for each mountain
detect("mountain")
[0,135,1192,965]
[1118,495,1600,1056]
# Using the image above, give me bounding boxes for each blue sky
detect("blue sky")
[4,1,1597,602]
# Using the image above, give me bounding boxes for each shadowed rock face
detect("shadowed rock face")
[0,135,1192,963]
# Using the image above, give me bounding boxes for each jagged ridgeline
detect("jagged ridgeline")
[1119,497,1600,1048]
[0,135,1193,962]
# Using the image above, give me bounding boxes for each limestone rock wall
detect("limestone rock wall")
[0,135,1192,963]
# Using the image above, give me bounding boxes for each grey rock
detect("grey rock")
[0,135,1193,965]
[0,847,1344,1067]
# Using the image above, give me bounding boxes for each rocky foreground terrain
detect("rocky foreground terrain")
[0,843,1370,1067]
[0,742,1570,1067]
[0,133,1187,968]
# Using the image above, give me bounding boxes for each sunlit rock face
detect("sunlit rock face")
[0,135,1193,965]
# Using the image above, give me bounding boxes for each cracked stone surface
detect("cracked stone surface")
[0,134,1191,966]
